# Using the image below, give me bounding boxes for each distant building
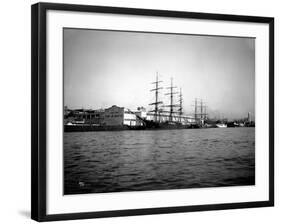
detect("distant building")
[135,107,147,119]
[104,105,125,126]
[64,108,105,125]
[104,105,142,126]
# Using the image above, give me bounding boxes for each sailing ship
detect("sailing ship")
[143,73,205,129]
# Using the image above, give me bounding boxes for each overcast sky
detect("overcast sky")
[64,28,255,120]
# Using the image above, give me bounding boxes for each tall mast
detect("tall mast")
[193,98,207,123]
[200,99,203,120]
[178,88,183,123]
[165,77,178,122]
[149,72,163,122]
[204,105,207,120]
[194,98,197,122]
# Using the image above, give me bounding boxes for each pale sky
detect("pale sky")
[64,28,255,120]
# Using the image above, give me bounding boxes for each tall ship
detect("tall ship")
[138,73,200,129]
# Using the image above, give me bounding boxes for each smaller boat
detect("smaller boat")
[216,123,227,128]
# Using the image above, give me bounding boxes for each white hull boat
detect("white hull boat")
[216,123,227,128]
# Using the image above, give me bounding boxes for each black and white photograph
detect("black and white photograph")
[28,2,275,222]
[63,28,255,195]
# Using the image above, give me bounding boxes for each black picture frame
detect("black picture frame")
[31,2,274,222]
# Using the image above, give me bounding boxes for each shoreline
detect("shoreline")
[64,124,254,132]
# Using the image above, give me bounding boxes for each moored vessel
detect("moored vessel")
[216,123,227,128]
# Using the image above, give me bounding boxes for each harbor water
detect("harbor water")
[64,127,255,194]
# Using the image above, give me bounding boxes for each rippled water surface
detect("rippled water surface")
[64,128,255,194]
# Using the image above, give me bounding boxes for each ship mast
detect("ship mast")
[178,88,183,123]
[149,72,163,122]
[200,99,203,121]
[193,98,208,124]
[200,99,208,122]
[204,105,207,120]
[194,98,198,122]
[165,77,178,122]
